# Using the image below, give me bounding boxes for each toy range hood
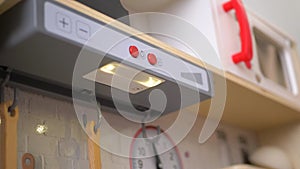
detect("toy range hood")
[0,0,213,117]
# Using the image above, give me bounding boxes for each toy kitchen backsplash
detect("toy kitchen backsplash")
[2,87,258,169]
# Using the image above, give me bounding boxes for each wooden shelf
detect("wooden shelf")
[2,0,300,131]
[223,73,300,131]
[187,72,300,131]
[0,0,19,14]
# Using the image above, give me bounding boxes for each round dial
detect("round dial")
[130,126,183,169]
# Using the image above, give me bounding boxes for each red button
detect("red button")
[129,46,139,58]
[147,53,157,65]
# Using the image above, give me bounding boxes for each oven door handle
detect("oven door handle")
[223,0,253,69]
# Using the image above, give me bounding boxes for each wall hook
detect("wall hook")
[93,102,102,134]
[8,87,18,115]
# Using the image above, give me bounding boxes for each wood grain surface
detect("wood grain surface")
[0,101,19,169]
[86,121,102,169]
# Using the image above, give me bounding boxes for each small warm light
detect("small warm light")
[84,62,165,94]
[99,63,117,74]
[136,76,163,88]
[0,118,2,125]
[35,124,48,135]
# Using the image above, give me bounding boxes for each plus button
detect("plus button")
[56,13,71,33]
[59,18,69,28]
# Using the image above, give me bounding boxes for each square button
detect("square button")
[76,21,91,40]
[56,12,72,33]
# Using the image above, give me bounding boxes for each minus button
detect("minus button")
[76,21,91,40]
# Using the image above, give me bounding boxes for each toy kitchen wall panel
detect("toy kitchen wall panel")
[3,87,258,169]
[243,0,300,53]
[211,0,300,106]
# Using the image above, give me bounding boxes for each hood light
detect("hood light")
[136,77,163,88]
[84,62,165,94]
[99,63,117,74]
[99,63,164,88]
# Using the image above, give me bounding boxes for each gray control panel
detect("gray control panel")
[44,2,210,93]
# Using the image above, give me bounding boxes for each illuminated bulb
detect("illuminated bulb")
[104,64,115,71]
[35,124,48,135]
[100,63,116,74]
[137,77,163,88]
[0,118,1,125]
[84,62,165,94]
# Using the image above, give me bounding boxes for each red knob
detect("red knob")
[129,45,139,58]
[147,53,157,65]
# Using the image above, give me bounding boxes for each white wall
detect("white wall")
[244,0,300,54]
[3,88,89,169]
[2,88,258,169]
[258,123,300,168]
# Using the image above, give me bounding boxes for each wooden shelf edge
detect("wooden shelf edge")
[225,72,300,113]
[187,73,300,131]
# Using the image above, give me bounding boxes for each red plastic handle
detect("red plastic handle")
[223,0,253,69]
